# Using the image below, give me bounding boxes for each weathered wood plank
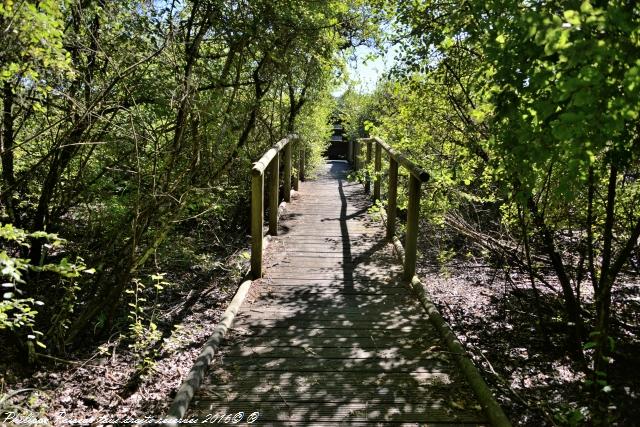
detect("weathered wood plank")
[214,355,454,374]
[263,272,403,281]
[266,258,399,268]
[234,308,426,322]
[189,401,486,423]
[252,292,414,304]
[253,287,406,298]
[225,332,442,350]
[228,325,438,339]
[222,345,439,359]
[231,318,431,331]
[202,370,471,394]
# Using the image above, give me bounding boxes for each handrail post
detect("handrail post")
[373,142,382,201]
[299,141,305,182]
[268,152,280,235]
[353,140,359,172]
[292,138,299,191]
[251,168,264,279]
[283,141,292,202]
[348,139,354,164]
[387,156,398,240]
[404,174,421,280]
[364,140,372,194]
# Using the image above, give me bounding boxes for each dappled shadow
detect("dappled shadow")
[188,162,488,425]
[414,235,640,425]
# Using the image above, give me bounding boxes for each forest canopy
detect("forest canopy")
[0,0,376,350]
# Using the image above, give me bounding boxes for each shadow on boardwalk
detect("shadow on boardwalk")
[188,162,487,425]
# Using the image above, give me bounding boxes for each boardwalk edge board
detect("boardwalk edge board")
[164,279,252,426]
[386,219,512,427]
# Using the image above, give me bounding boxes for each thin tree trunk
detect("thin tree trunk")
[1,81,16,224]
[527,195,586,364]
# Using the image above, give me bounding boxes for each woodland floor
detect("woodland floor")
[0,219,250,425]
[1,206,639,426]
[416,228,640,426]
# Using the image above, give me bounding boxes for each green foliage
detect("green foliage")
[475,0,640,202]
[125,274,167,374]
[0,0,371,351]
[0,224,90,354]
[0,0,72,86]
[297,92,335,178]
[366,0,640,421]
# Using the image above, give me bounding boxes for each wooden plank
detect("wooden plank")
[255,277,405,285]
[221,345,435,359]
[241,304,422,317]
[228,326,434,339]
[263,272,403,281]
[198,384,466,405]
[278,224,375,230]
[252,295,410,305]
[221,352,453,373]
[231,318,431,331]
[253,285,406,295]
[233,312,427,325]
[243,295,417,309]
[189,401,486,423]
[267,260,401,268]
[273,237,385,245]
[202,370,470,402]
[198,388,466,406]
[267,259,399,269]
[247,294,416,309]
[267,249,392,257]
[207,369,461,387]
[285,208,369,213]
[238,305,424,319]
[275,232,386,238]
[266,260,401,268]
[279,228,380,234]
[280,212,372,217]
[226,332,442,350]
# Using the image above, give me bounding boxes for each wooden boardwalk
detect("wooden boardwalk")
[188,162,489,425]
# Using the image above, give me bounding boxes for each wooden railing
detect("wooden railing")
[354,137,430,281]
[251,134,304,279]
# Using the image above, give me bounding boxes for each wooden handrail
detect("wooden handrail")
[251,134,302,278]
[252,137,291,174]
[355,136,430,281]
[367,137,429,182]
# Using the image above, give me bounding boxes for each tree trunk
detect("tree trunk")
[1,81,16,224]
[527,195,586,363]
